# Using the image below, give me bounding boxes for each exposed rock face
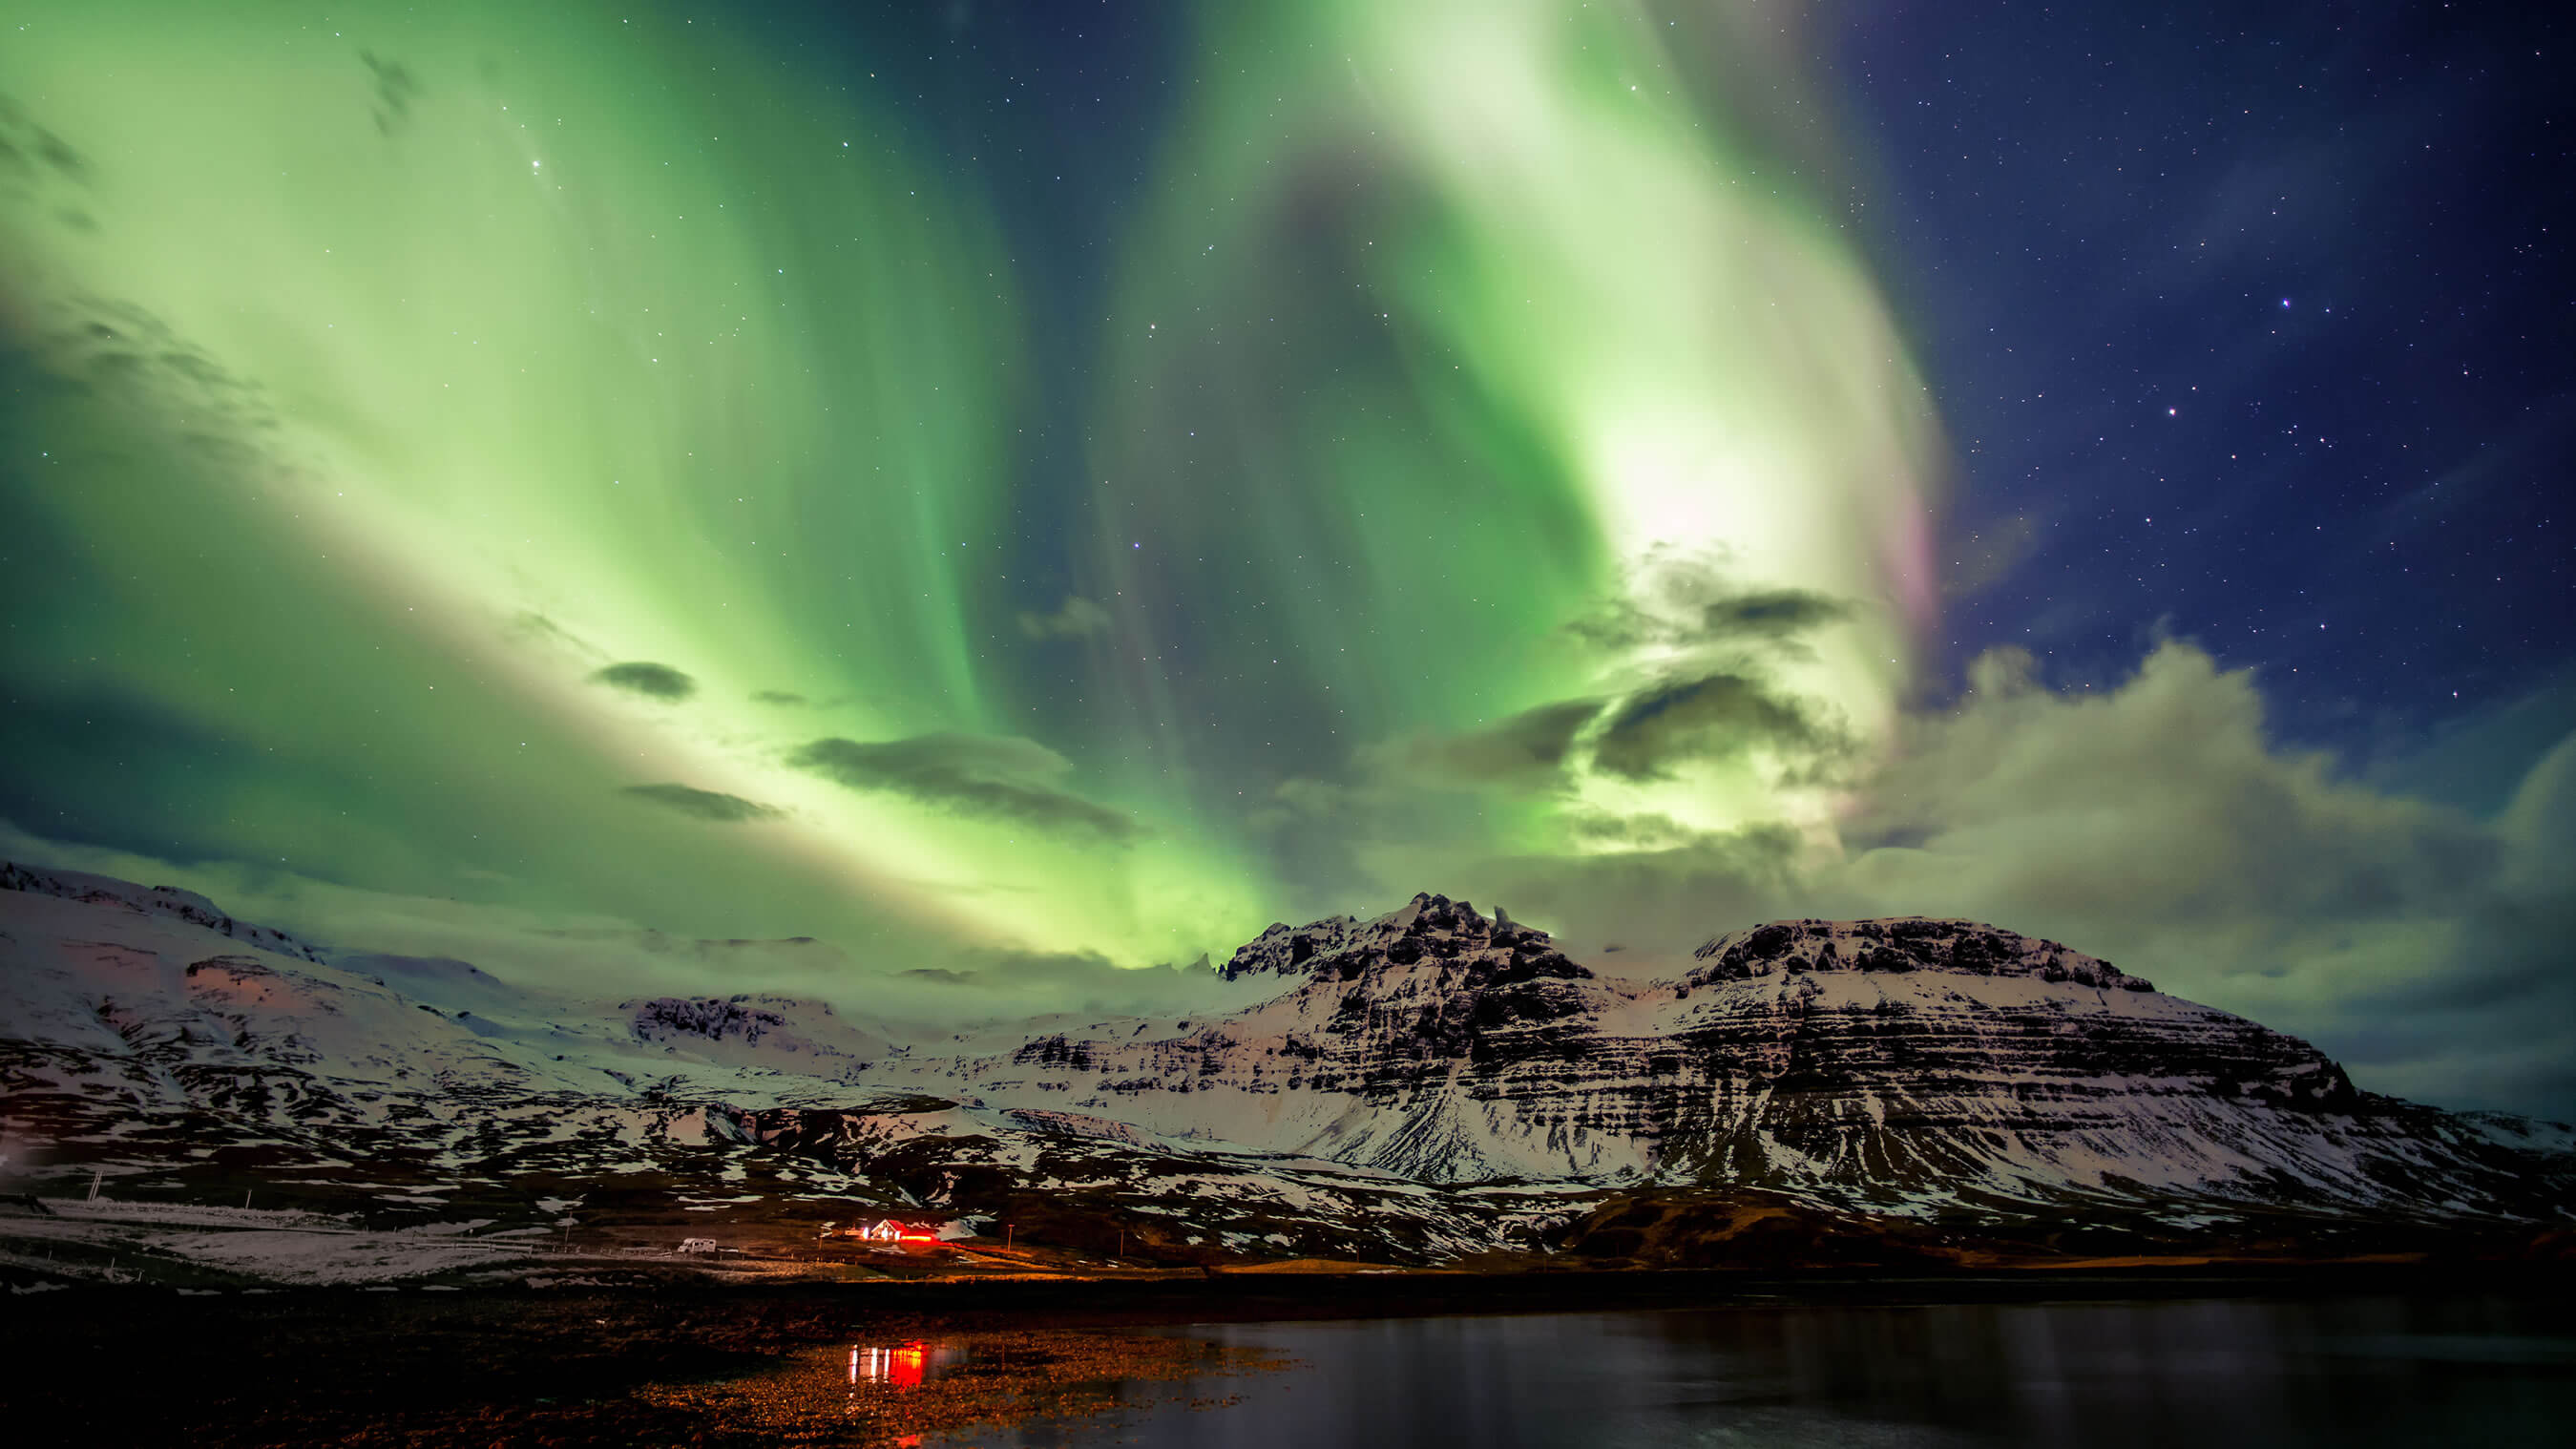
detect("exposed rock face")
[1687,917,2152,993]
[630,996,790,1046]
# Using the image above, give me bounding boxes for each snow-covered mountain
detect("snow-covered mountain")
[901,893,2570,1223]
[2,865,2566,1268]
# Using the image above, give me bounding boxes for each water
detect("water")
[932,1296,2575,1448]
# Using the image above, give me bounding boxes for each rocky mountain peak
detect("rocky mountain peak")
[1687,917,2152,992]
[1221,892,1576,982]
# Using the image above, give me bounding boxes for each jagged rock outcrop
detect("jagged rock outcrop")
[631,996,791,1046]
[1221,892,1560,980]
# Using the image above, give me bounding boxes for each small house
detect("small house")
[677,1237,720,1255]
[850,1217,944,1244]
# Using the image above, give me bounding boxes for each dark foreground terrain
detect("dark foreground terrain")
[6,1263,2571,1447]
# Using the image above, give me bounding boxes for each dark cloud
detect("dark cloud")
[504,611,602,661]
[1591,670,1853,783]
[789,732,1136,842]
[1377,699,1602,790]
[1561,810,1735,850]
[359,52,419,136]
[1016,595,1113,640]
[590,661,696,702]
[1698,589,1852,640]
[750,689,809,706]
[32,127,84,182]
[29,305,280,437]
[0,98,89,186]
[1565,554,1853,658]
[619,784,783,823]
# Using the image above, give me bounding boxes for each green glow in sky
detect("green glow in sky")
[1087,0,1941,892]
[0,0,1937,968]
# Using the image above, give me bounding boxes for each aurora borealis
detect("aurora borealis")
[4,2,2571,1114]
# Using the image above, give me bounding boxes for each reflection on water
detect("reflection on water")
[934,1295,2574,1449]
[640,1328,1284,1445]
[853,1340,969,1390]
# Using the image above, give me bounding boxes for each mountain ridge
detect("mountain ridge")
[2,863,2567,1280]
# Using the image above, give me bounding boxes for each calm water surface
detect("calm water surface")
[931,1295,2574,1448]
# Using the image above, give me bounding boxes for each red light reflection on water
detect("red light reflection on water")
[848,1340,960,1391]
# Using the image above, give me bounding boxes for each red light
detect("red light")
[853,1340,934,1389]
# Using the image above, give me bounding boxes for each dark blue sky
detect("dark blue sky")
[1836,1,2570,800]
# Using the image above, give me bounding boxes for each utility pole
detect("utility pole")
[1005,1222,1015,1251]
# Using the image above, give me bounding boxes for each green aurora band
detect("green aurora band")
[1086,0,1940,905]
[0,0,1937,969]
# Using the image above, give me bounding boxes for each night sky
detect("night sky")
[2,2,2568,1116]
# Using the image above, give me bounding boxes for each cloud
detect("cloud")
[1696,589,1853,639]
[789,732,1137,842]
[1827,643,2576,1116]
[618,784,782,823]
[1016,595,1113,640]
[0,98,91,184]
[1370,699,1602,791]
[1836,645,2501,930]
[506,611,605,662]
[1361,560,1862,797]
[1564,552,1853,658]
[358,51,419,136]
[1590,670,1853,783]
[749,689,808,706]
[589,661,696,701]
